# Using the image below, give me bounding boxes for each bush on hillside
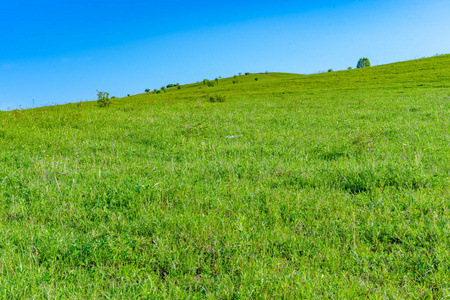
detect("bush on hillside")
[203,79,215,87]
[209,94,226,103]
[145,89,150,93]
[96,90,111,107]
[357,58,371,68]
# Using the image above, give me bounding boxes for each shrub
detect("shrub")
[357,58,371,68]
[348,67,352,70]
[245,72,250,75]
[145,89,150,93]
[127,94,130,97]
[209,94,226,103]
[161,87,166,92]
[177,85,181,90]
[216,94,226,102]
[96,90,111,107]
[234,75,237,79]
[255,78,258,81]
[328,69,333,72]
[111,96,116,99]
[156,90,161,94]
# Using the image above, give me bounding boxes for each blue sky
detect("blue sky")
[1,0,449,110]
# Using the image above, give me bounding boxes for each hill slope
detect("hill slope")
[1,55,450,298]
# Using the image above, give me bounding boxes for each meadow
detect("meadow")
[1,54,450,298]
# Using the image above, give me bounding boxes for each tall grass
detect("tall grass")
[0,55,450,298]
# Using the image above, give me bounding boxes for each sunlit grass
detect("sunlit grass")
[0,55,450,298]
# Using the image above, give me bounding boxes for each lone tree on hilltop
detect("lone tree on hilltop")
[357,58,371,68]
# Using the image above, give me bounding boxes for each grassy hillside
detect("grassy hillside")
[1,55,450,298]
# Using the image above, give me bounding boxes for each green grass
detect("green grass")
[1,55,450,298]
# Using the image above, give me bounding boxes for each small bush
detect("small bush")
[96,90,111,107]
[234,75,237,79]
[245,72,250,75]
[127,94,130,97]
[111,96,116,99]
[202,79,215,87]
[348,67,352,70]
[177,85,181,90]
[328,69,333,72]
[156,90,161,94]
[145,89,150,93]
[255,78,258,81]
[209,94,226,103]
[216,94,226,102]
[161,87,166,93]
[357,57,371,68]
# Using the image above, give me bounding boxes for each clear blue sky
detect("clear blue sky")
[1,0,449,110]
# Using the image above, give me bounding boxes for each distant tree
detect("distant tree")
[357,58,371,68]
[328,69,333,72]
[96,90,110,107]
[348,67,352,70]
[245,72,250,75]
[145,89,150,93]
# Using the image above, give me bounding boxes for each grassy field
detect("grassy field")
[1,55,450,298]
